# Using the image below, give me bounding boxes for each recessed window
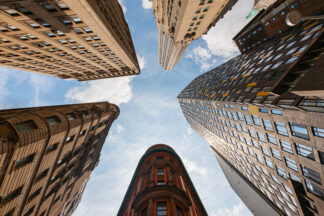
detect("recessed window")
[261,146,270,156]
[289,123,309,140]
[301,165,322,185]
[256,154,264,164]
[295,143,315,160]
[70,15,82,23]
[46,143,58,154]
[28,188,41,202]
[290,173,301,182]
[203,6,209,12]
[285,157,298,172]
[199,14,205,19]
[22,206,34,216]
[252,115,261,126]
[196,9,201,13]
[275,122,288,136]
[15,120,38,133]
[241,106,248,110]
[193,16,197,20]
[141,208,147,216]
[312,127,324,138]
[276,166,287,179]
[271,148,281,160]
[65,135,75,143]
[305,180,324,198]
[156,202,167,216]
[267,133,277,145]
[35,169,49,182]
[319,151,324,165]
[66,113,76,120]
[271,109,282,115]
[1,186,23,205]
[157,168,164,175]
[263,119,273,131]
[245,115,252,125]
[257,132,266,143]
[280,140,293,154]
[14,154,35,169]
[176,206,184,216]
[46,116,61,125]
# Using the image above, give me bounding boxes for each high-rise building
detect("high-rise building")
[150,0,238,70]
[117,144,207,216]
[0,102,119,216]
[178,7,324,216]
[0,0,140,81]
[234,0,324,54]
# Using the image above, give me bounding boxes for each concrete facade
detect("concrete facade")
[118,144,207,216]
[150,0,238,70]
[0,102,119,216]
[0,0,140,81]
[178,12,324,216]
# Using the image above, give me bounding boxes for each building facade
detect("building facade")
[117,144,207,216]
[234,0,324,54]
[150,0,238,70]
[178,13,324,216]
[0,102,119,216]
[0,0,140,81]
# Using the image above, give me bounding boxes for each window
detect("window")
[196,9,201,13]
[1,186,23,204]
[263,119,273,131]
[249,129,256,138]
[261,146,270,156]
[65,135,74,143]
[289,173,301,182]
[275,122,288,136]
[295,143,315,160]
[289,123,309,140]
[252,139,259,148]
[237,112,244,121]
[280,140,293,154]
[252,115,261,126]
[157,168,164,175]
[267,133,277,145]
[80,130,86,136]
[265,157,274,169]
[141,208,147,216]
[28,188,41,202]
[66,113,76,120]
[319,151,324,165]
[46,116,61,125]
[14,154,35,169]
[70,15,82,23]
[15,120,38,133]
[257,132,266,143]
[176,206,184,216]
[301,165,322,184]
[271,174,281,184]
[22,206,34,216]
[312,127,324,138]
[245,115,252,125]
[259,108,268,113]
[35,169,48,182]
[156,202,167,216]
[277,166,287,179]
[256,154,264,164]
[46,143,58,154]
[193,16,197,20]
[199,14,205,19]
[271,109,282,115]
[285,158,298,172]
[306,180,324,198]
[271,148,281,160]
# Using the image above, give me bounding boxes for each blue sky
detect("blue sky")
[0,0,256,215]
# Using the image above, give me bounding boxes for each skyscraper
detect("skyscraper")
[0,102,119,216]
[0,0,140,81]
[178,3,324,215]
[150,0,238,70]
[118,144,207,216]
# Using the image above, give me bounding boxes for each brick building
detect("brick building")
[117,144,207,216]
[0,0,140,81]
[0,102,119,216]
[178,4,324,215]
[150,0,238,70]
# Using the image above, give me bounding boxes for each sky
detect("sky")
[0,0,257,215]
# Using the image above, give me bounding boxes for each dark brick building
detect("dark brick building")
[0,102,119,216]
[178,2,324,215]
[118,144,207,216]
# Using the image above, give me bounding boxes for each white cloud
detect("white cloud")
[118,0,127,13]
[0,70,9,109]
[142,0,152,9]
[29,74,54,106]
[137,54,145,69]
[182,158,207,176]
[188,0,254,70]
[65,77,133,105]
[211,202,252,216]
[108,124,125,141]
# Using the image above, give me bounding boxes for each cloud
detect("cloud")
[187,0,254,70]
[137,54,145,69]
[118,0,127,13]
[28,74,54,106]
[65,77,133,105]
[182,158,207,176]
[0,69,9,108]
[108,124,125,141]
[211,202,252,216]
[142,0,152,9]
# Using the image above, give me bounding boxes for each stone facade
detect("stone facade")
[118,144,207,216]
[0,0,140,81]
[0,102,119,216]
